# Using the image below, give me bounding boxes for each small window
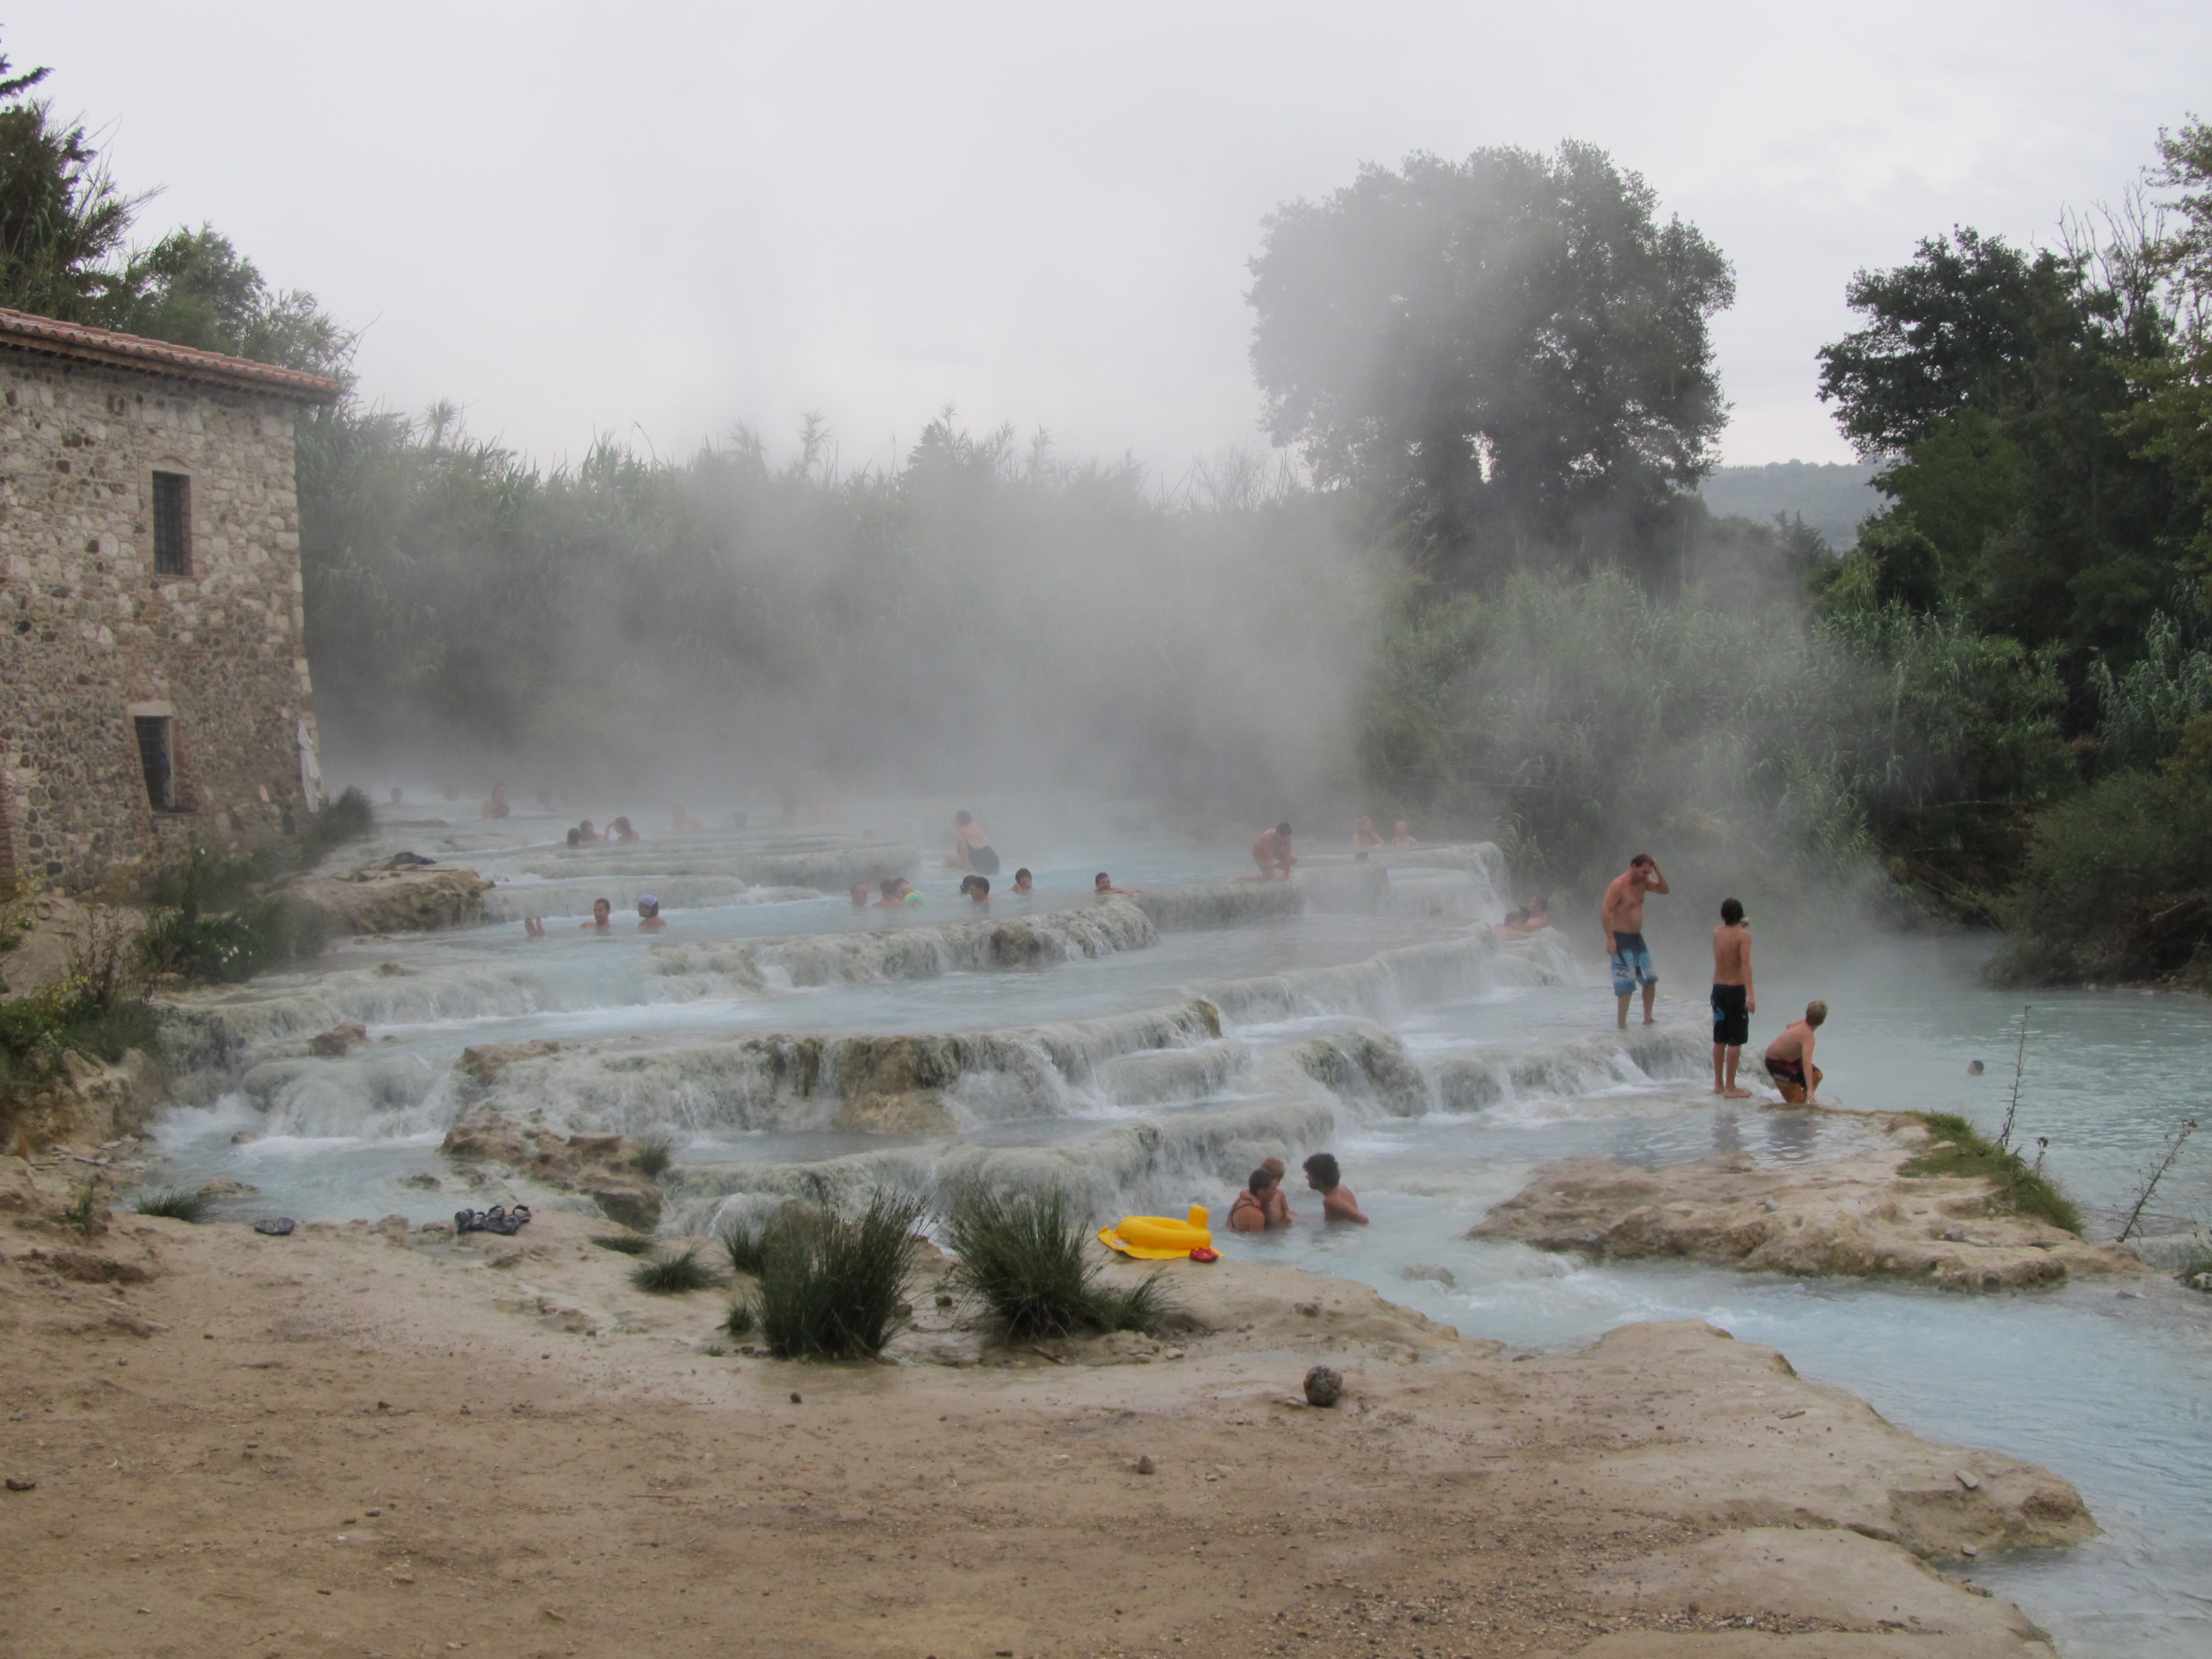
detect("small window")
[134,716,175,811]
[152,471,191,575]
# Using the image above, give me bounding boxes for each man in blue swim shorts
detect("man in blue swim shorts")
[1599,853,1670,1029]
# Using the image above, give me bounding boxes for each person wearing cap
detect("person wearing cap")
[1711,896,1754,1097]
[636,895,666,932]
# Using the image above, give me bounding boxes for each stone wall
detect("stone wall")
[0,349,321,891]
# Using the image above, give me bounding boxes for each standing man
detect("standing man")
[1710,897,1754,1097]
[1599,853,1670,1029]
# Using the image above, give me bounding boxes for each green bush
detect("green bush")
[629,1246,720,1295]
[0,979,159,1072]
[1903,1111,2082,1233]
[300,786,376,862]
[941,1185,1176,1339]
[134,1186,213,1222]
[1990,769,2212,984]
[590,1232,654,1255]
[632,1130,677,1180]
[716,1210,775,1275]
[756,1189,924,1360]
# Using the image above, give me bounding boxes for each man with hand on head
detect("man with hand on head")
[1599,853,1669,1029]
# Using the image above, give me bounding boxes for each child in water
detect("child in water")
[636,896,666,932]
[1009,868,1034,896]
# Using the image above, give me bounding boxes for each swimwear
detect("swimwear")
[1711,983,1749,1046]
[968,844,1001,875]
[1608,931,1657,996]
[1228,1191,1267,1229]
[1765,1053,1806,1086]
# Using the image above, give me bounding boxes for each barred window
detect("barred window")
[152,471,191,575]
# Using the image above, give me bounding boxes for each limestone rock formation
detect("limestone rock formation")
[286,864,493,936]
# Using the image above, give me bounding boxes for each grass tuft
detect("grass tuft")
[715,1211,775,1275]
[1903,1111,2082,1233]
[722,1299,759,1338]
[591,1232,654,1255]
[629,1246,720,1295]
[941,1185,1177,1339]
[133,1186,213,1222]
[64,1176,103,1237]
[632,1130,677,1180]
[756,1188,924,1360]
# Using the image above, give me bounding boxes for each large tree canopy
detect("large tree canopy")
[1247,141,1734,578]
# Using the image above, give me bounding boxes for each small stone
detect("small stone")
[1941,1226,1966,1243]
[1136,1456,1156,1475]
[936,1293,954,1308]
[1955,1470,1980,1490]
[1303,1365,1343,1408]
[1293,1301,1320,1317]
[1961,1544,1979,1557]
[1401,1263,1456,1287]
[789,1392,802,1404]
[5,1478,36,1492]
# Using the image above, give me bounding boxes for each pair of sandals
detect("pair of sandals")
[455,1204,532,1236]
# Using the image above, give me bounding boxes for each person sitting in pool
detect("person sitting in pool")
[1250,822,1296,882]
[1498,904,1533,936]
[1393,820,1418,846]
[565,827,582,848]
[582,898,613,931]
[609,815,641,844]
[1525,893,1550,928]
[1009,868,1035,896]
[1351,816,1385,860]
[636,895,666,932]
[961,874,992,905]
[1094,872,1141,898]
[1763,1001,1828,1104]
[1303,1152,1368,1224]
[671,804,705,833]
[1229,1166,1282,1232]
[482,782,511,820]
[943,810,1000,874]
[873,877,911,910]
[523,915,548,939]
[1258,1157,1298,1225]
[576,819,603,844]
[850,880,873,909]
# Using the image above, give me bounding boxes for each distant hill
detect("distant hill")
[1699,460,1880,549]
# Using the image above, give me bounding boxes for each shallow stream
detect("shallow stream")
[137,812,2211,1657]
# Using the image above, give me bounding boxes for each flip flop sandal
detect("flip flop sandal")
[483,1206,532,1236]
[253,1218,297,1236]
[454,1209,482,1234]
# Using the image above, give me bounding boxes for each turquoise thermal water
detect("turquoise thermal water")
[140,820,2211,1657]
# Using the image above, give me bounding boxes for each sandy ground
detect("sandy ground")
[1,1158,2086,1659]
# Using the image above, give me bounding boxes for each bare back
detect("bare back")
[1712,922,1752,986]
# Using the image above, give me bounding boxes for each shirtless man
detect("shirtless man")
[1764,1002,1827,1104]
[1302,1152,1368,1224]
[850,881,872,909]
[1094,872,1141,898]
[1251,823,1297,882]
[1351,817,1385,854]
[961,874,991,905]
[1599,853,1670,1029]
[1710,897,1755,1097]
[1393,820,1417,847]
[873,877,908,910]
[482,783,511,820]
[636,896,667,932]
[582,898,613,932]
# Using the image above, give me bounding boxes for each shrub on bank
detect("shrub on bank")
[747,1189,924,1360]
[1903,1111,2082,1234]
[942,1185,1176,1339]
[134,1186,214,1222]
[1989,769,2212,987]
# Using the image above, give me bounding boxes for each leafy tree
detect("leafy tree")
[1819,226,2188,663]
[97,226,353,378]
[2122,117,2212,588]
[0,42,139,318]
[1248,142,1734,580]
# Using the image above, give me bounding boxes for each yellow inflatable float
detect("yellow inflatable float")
[1099,1205,1213,1260]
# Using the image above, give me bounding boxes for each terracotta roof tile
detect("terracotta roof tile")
[0,306,345,403]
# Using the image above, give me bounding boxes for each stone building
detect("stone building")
[0,306,344,892]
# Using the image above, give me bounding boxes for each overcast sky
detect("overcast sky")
[15,2,2209,475]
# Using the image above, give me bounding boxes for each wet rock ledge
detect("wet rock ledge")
[1470,1112,2148,1291]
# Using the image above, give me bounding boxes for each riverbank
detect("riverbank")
[1,1158,2081,1658]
